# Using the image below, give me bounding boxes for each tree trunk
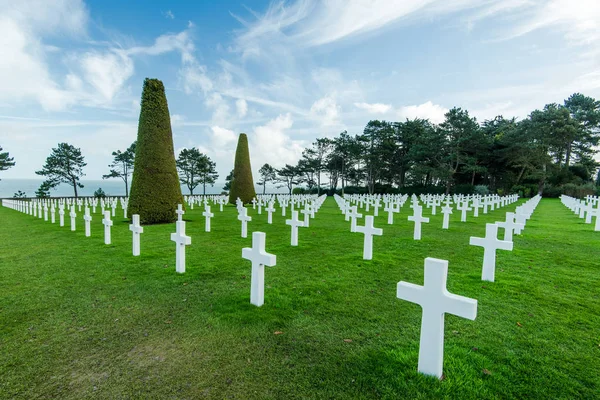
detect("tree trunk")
[471,171,476,186]
[537,164,547,195]
[516,166,526,184]
[203,181,206,195]
[565,143,572,168]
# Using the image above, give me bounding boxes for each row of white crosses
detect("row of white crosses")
[560,195,600,231]
[396,195,541,379]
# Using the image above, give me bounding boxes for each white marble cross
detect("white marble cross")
[83,207,92,237]
[384,203,395,225]
[496,212,523,242]
[202,205,214,232]
[43,204,49,221]
[102,211,113,245]
[266,202,275,224]
[285,210,305,246]
[238,207,252,238]
[111,202,117,217]
[348,206,362,232]
[176,204,185,221]
[354,215,383,260]
[408,205,429,240]
[50,206,56,224]
[129,214,143,256]
[469,223,513,282]
[457,201,471,222]
[301,205,311,228]
[59,206,65,227]
[69,206,77,231]
[171,220,191,273]
[397,257,477,379]
[243,232,277,307]
[441,205,452,230]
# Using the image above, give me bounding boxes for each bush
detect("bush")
[94,188,107,199]
[292,187,306,195]
[453,184,475,195]
[127,78,184,224]
[541,185,562,198]
[474,185,490,195]
[12,190,27,199]
[229,133,257,204]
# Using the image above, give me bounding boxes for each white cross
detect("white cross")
[238,207,252,238]
[69,206,77,231]
[59,206,65,227]
[111,202,117,217]
[469,223,513,282]
[285,210,304,246]
[43,204,49,221]
[202,205,214,232]
[354,215,383,260]
[102,211,113,245]
[176,204,185,221]
[348,206,362,232]
[408,205,429,240]
[496,212,523,242]
[441,205,452,230]
[171,220,191,273]
[384,203,395,225]
[457,201,471,222]
[242,232,277,307]
[266,202,275,224]
[301,205,311,227]
[397,257,477,379]
[129,214,144,256]
[83,207,92,237]
[50,206,56,224]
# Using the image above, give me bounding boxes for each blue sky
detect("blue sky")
[1,0,599,182]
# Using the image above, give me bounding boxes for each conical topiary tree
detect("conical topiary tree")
[128,78,184,224]
[229,133,256,204]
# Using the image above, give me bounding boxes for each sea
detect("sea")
[0,179,287,198]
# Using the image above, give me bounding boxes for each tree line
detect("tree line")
[0,142,219,198]
[2,91,599,199]
[252,92,600,197]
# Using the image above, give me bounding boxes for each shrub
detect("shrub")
[127,78,184,224]
[12,190,27,199]
[94,188,107,198]
[229,133,257,204]
[453,184,475,195]
[474,185,490,195]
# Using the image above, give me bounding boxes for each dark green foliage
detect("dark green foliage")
[228,133,256,204]
[222,169,233,192]
[35,181,53,198]
[102,142,136,196]
[276,164,301,194]
[12,190,26,199]
[257,163,276,194]
[127,78,184,224]
[94,188,107,199]
[0,145,15,180]
[176,148,218,195]
[35,143,86,197]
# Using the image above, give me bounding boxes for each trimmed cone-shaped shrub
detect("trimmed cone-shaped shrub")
[229,133,256,204]
[128,78,184,224]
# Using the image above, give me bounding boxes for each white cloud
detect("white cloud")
[354,102,392,114]
[163,10,175,20]
[249,113,304,171]
[211,125,237,148]
[205,93,230,125]
[80,50,135,102]
[236,98,248,118]
[397,101,448,124]
[310,94,341,126]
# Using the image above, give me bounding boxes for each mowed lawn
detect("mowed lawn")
[0,197,598,399]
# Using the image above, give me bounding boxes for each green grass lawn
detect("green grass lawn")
[1,197,599,399]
